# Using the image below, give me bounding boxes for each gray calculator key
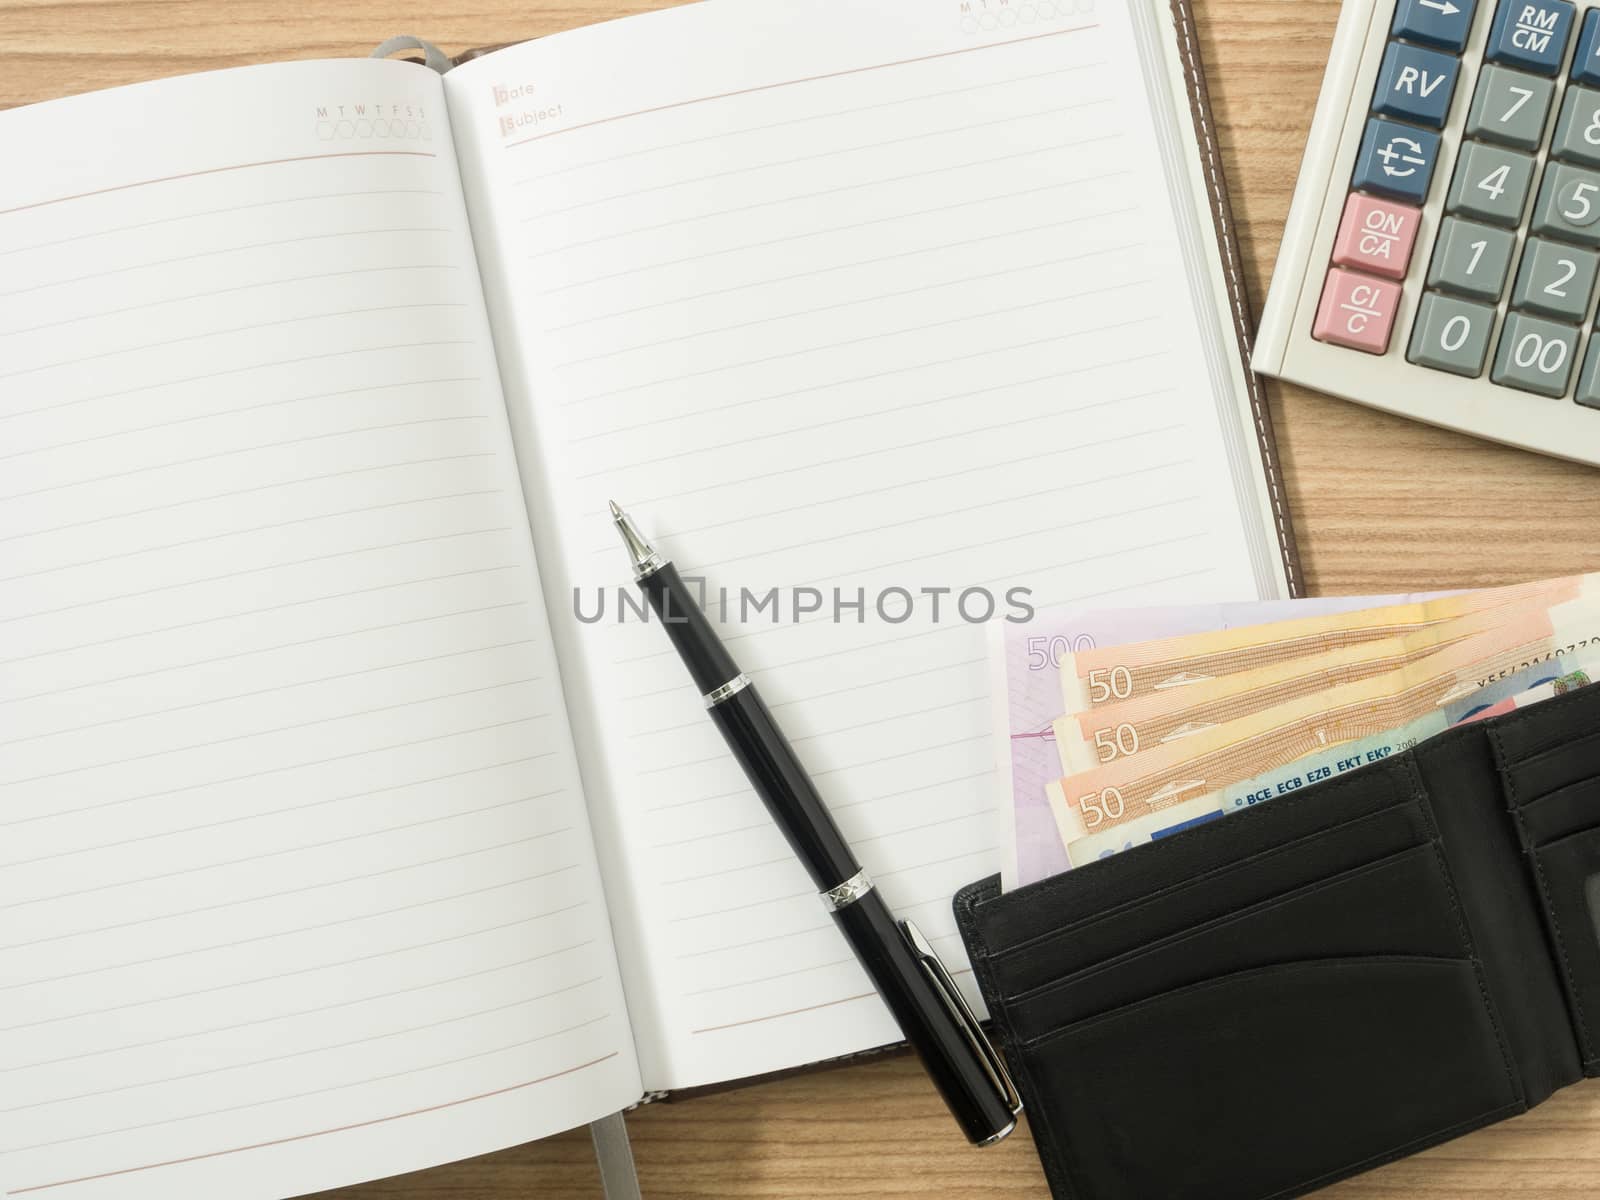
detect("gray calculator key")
[1467,64,1554,149]
[1575,334,1600,407]
[1511,237,1600,320]
[1552,85,1600,166]
[1446,140,1537,225]
[1427,216,1518,298]
[1531,161,1600,246]
[1492,311,1580,396]
[1408,292,1497,376]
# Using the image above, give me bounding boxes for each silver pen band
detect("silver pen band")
[819,869,874,912]
[702,673,752,708]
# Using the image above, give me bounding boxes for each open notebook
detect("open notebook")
[0,0,1298,1195]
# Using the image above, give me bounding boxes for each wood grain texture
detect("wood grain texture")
[4,0,1598,1195]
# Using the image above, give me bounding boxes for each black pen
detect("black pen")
[608,501,1020,1146]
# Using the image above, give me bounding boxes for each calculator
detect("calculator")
[1254,0,1600,466]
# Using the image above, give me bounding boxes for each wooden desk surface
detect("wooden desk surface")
[5,0,1600,1195]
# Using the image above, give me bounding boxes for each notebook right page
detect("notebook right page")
[446,0,1287,1091]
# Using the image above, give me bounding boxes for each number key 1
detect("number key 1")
[1427,216,1518,298]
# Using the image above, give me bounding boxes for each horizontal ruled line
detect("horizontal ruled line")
[542,171,1122,297]
[521,60,1104,184]
[0,498,505,586]
[7,1050,620,1195]
[1,830,574,947]
[527,102,1115,230]
[0,187,443,259]
[503,23,1096,150]
[9,940,595,1073]
[0,641,538,748]
[0,450,494,545]
[0,713,546,829]
[0,302,465,382]
[0,922,594,1037]
[6,1015,614,1155]
[0,227,452,299]
[2,528,513,626]
[0,416,490,504]
[0,149,440,218]
[0,375,483,466]
[0,600,530,709]
[0,752,549,871]
[0,678,543,788]
[0,560,517,664]
[0,884,587,994]
[556,240,1138,374]
[0,338,477,424]
[5,975,605,1113]
[545,209,1140,334]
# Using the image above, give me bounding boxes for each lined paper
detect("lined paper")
[0,60,639,1199]
[448,0,1273,1089]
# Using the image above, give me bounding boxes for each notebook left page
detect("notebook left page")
[0,59,640,1200]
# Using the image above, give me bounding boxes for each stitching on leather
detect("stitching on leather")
[988,758,1411,913]
[957,883,1086,1200]
[990,799,1422,963]
[1258,1101,1526,1200]
[1404,754,1524,1104]
[1017,954,1473,1051]
[1491,723,1597,1064]
[1008,842,1437,1014]
[1168,0,1300,594]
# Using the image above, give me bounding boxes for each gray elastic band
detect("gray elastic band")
[369,35,454,74]
[589,1112,642,1200]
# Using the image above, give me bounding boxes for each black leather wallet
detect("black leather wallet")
[955,682,1600,1199]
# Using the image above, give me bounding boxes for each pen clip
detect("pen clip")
[899,917,1023,1127]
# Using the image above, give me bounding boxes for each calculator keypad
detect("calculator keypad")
[1314,0,1600,401]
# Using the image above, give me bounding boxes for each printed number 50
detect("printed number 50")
[1077,786,1125,829]
[1087,665,1133,702]
[1093,722,1140,762]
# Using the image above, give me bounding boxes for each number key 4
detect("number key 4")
[1447,139,1537,225]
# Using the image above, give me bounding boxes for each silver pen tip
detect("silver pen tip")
[608,501,665,578]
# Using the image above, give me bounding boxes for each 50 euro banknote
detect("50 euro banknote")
[988,593,1431,889]
[1062,664,1595,866]
[1055,576,1586,713]
[1051,603,1563,774]
[1048,615,1600,864]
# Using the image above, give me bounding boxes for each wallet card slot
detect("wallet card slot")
[1004,842,1465,1040]
[1500,728,1600,810]
[1527,826,1600,1072]
[986,799,1428,997]
[1515,776,1600,848]
[1009,956,1520,1200]
[976,759,1419,956]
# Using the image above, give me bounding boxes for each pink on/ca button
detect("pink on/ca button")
[1313,267,1401,354]
[1330,193,1420,280]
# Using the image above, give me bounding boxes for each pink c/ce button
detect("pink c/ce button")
[1330,192,1420,280]
[1313,267,1401,354]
